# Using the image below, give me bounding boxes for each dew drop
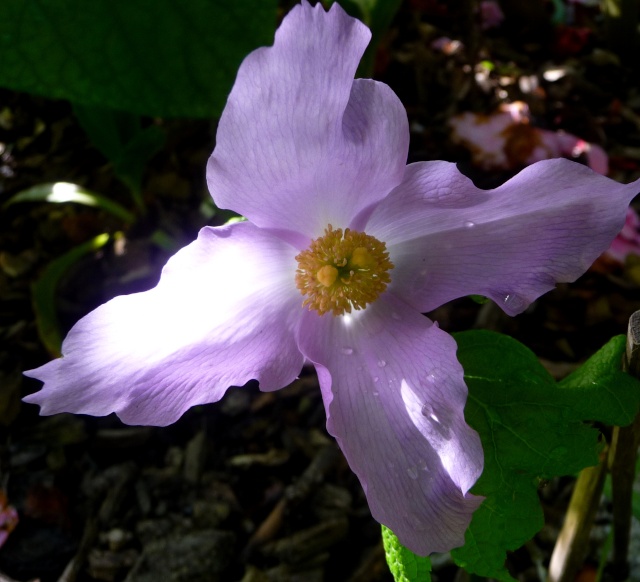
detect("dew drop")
[463,220,475,228]
[372,391,379,397]
[377,359,387,368]
[391,311,401,321]
[406,466,418,480]
[422,404,440,422]
[373,376,379,383]
[341,347,353,355]
[502,293,526,312]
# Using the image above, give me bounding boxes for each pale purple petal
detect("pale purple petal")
[207,2,409,239]
[24,223,304,426]
[367,159,639,315]
[297,294,484,555]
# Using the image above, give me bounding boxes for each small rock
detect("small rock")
[125,529,235,582]
[192,499,231,528]
[87,548,138,581]
[102,528,132,551]
[184,430,207,484]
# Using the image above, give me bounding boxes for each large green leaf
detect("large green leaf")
[0,0,278,118]
[451,331,640,580]
[73,105,166,210]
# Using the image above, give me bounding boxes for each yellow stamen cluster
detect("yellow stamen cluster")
[295,225,393,316]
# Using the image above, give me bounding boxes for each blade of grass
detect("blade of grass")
[4,182,136,223]
[32,233,111,356]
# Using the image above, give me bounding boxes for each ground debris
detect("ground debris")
[124,530,235,582]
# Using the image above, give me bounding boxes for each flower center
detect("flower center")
[295,225,393,316]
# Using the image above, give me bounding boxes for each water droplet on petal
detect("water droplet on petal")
[373,376,379,383]
[341,347,353,355]
[372,391,379,397]
[391,311,401,320]
[407,466,418,479]
[377,359,386,368]
[503,293,526,312]
[463,221,475,228]
[422,404,440,422]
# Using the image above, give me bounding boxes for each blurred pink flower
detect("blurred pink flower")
[431,36,464,55]
[450,101,608,174]
[0,491,18,548]
[604,207,640,263]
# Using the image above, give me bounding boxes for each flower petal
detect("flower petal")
[367,159,639,315]
[24,223,304,426]
[297,294,484,555]
[207,2,409,239]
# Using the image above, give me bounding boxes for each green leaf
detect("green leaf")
[451,331,640,580]
[0,0,278,118]
[469,295,490,305]
[73,105,143,162]
[114,125,166,195]
[382,525,432,582]
[557,335,639,426]
[32,233,111,356]
[73,105,166,210]
[3,182,135,223]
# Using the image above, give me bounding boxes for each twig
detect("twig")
[607,310,640,580]
[547,459,608,582]
[57,462,137,582]
[547,310,640,582]
[244,445,340,552]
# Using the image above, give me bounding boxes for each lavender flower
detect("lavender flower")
[24,1,639,555]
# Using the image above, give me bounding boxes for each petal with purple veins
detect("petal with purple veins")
[297,294,483,555]
[207,2,409,240]
[24,222,304,426]
[367,159,639,315]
